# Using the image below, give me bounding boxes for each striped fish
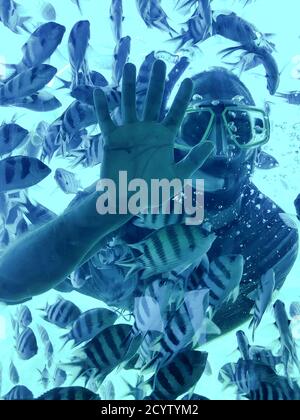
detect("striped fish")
[7,23,65,75]
[17,304,32,328]
[41,121,62,162]
[0,123,28,155]
[145,289,219,370]
[0,156,51,192]
[0,0,30,34]
[245,379,300,401]
[54,168,81,195]
[132,296,165,338]
[3,385,33,400]
[136,0,176,35]
[37,326,54,368]
[70,262,92,289]
[132,202,187,230]
[118,224,216,280]
[160,56,190,119]
[40,296,81,328]
[171,2,212,51]
[188,255,244,312]
[145,350,208,400]
[16,327,38,360]
[273,300,300,378]
[61,308,118,347]
[68,20,91,88]
[236,330,250,360]
[60,100,97,143]
[0,65,57,105]
[136,51,156,118]
[112,36,131,87]
[70,324,142,384]
[110,0,124,42]
[144,278,179,316]
[219,359,276,395]
[9,91,62,112]
[37,387,100,400]
[249,269,275,340]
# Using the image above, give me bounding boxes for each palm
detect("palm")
[94,61,214,191]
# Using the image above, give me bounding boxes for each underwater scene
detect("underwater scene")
[0,0,300,401]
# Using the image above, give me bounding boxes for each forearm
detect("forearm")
[0,190,132,303]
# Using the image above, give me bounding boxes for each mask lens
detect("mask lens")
[224,108,270,148]
[181,109,214,147]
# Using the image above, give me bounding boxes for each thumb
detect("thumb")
[174,141,215,180]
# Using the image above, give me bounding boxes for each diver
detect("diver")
[0,61,298,338]
[175,67,299,334]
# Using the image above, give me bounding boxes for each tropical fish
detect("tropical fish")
[112,36,131,86]
[136,0,176,35]
[0,123,28,156]
[145,350,208,400]
[273,300,300,378]
[16,327,38,360]
[249,269,275,340]
[60,100,97,144]
[170,2,212,51]
[255,151,279,170]
[70,262,92,289]
[0,65,57,105]
[136,51,156,118]
[38,325,54,368]
[118,224,216,280]
[69,324,142,385]
[37,387,100,400]
[6,23,65,75]
[53,367,67,387]
[40,296,81,328]
[143,289,219,371]
[188,255,244,312]
[212,11,274,51]
[40,2,57,21]
[236,330,250,360]
[60,308,118,347]
[9,92,62,112]
[9,361,19,384]
[17,304,32,328]
[54,168,82,195]
[2,385,34,400]
[245,378,300,400]
[110,0,124,42]
[220,44,279,95]
[0,156,51,192]
[68,20,91,88]
[0,0,30,34]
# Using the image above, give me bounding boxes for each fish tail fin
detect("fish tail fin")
[116,260,142,280]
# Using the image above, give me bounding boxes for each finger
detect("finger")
[94,88,116,137]
[174,142,215,180]
[143,60,166,121]
[163,78,193,132]
[122,63,138,123]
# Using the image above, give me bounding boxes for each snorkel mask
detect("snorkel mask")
[175,99,270,157]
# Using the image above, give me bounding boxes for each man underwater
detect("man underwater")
[0,61,298,337]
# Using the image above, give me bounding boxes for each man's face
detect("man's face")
[180,102,257,193]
